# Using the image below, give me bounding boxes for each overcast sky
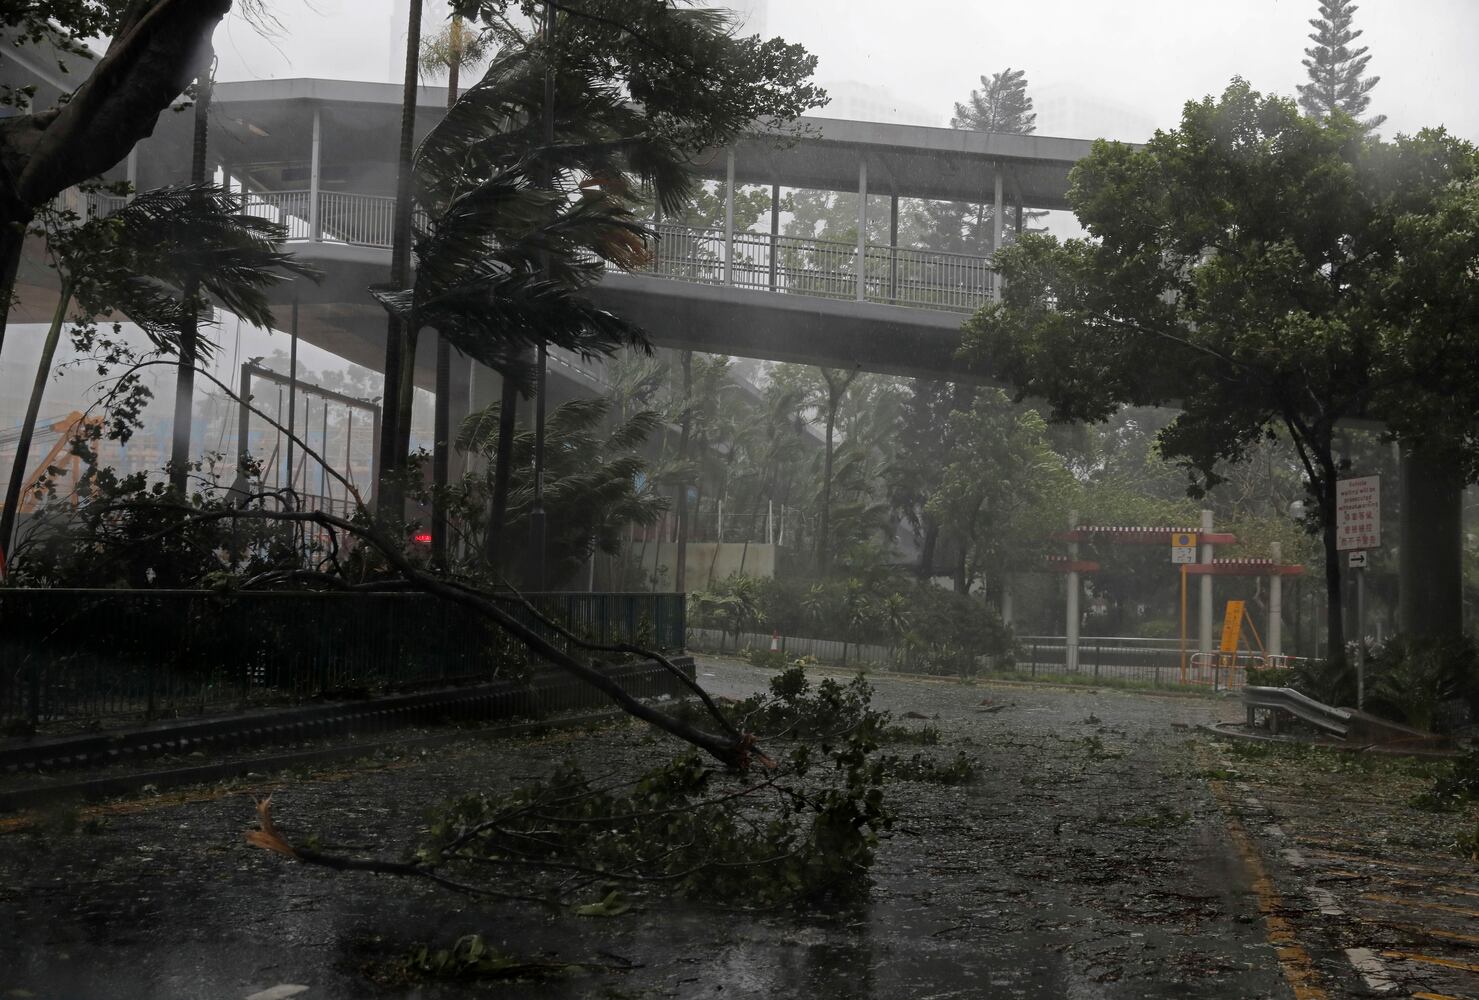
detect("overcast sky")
[214,0,1479,143]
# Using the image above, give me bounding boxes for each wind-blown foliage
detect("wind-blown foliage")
[2,185,317,558]
[447,396,669,585]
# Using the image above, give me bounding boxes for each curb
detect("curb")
[2,657,694,777]
[0,709,632,813]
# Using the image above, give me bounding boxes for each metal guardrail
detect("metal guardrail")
[1240,685,1351,738]
[642,222,995,313]
[0,589,684,730]
[49,188,999,314]
[1015,639,1304,690]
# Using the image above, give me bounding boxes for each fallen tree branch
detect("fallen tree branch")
[92,498,753,767]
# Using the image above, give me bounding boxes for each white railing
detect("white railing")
[237,191,998,315]
[318,190,397,248]
[241,190,313,241]
[47,187,999,313]
[640,222,995,313]
[49,189,129,221]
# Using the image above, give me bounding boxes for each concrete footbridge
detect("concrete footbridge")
[88,77,1099,388]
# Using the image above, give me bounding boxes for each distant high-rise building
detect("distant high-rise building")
[815,80,941,128]
[1030,84,1155,143]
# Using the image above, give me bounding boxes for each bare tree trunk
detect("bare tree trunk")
[674,350,693,592]
[169,50,213,494]
[1,282,72,559]
[485,379,518,568]
[431,24,462,567]
[918,517,939,580]
[818,398,836,576]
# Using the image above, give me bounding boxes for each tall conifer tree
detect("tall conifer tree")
[1297,0,1385,131]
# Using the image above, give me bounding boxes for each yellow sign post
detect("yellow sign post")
[1219,600,1246,653]
[1179,564,1188,682]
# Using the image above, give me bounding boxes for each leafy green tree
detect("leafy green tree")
[925,390,1073,596]
[1298,0,1384,131]
[772,365,860,576]
[890,380,975,580]
[965,80,1479,664]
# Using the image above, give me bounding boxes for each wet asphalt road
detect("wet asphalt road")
[0,658,1302,999]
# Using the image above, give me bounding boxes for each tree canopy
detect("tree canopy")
[962,80,1479,661]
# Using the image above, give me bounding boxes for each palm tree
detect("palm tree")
[454,395,668,586]
[2,186,317,559]
[376,0,426,527]
[168,44,216,494]
[372,38,695,570]
[421,9,495,566]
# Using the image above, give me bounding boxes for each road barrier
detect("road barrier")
[1,589,683,731]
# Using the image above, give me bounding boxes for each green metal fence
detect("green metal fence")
[0,589,684,730]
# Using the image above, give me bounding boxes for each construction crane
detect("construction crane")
[0,411,103,512]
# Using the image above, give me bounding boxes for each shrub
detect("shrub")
[742,648,792,671]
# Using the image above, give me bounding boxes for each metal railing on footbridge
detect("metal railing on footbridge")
[644,222,996,313]
[53,188,999,315]
[0,588,685,730]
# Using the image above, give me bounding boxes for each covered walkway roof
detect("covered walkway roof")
[142,78,1106,210]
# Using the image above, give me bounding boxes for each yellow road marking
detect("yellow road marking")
[1207,779,1329,999]
[1384,951,1479,974]
[1413,992,1469,999]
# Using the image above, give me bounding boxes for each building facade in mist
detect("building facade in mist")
[814,79,942,128]
[1031,84,1156,143]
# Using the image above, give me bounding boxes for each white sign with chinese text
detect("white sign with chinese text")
[1171,532,1197,564]
[1336,476,1381,552]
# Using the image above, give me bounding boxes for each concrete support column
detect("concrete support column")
[768,182,780,291]
[1066,510,1080,672]
[126,149,138,193]
[991,162,1004,302]
[1399,439,1465,640]
[1001,576,1014,629]
[309,106,322,241]
[888,193,899,302]
[723,150,735,285]
[1199,509,1215,656]
[1269,541,1283,658]
[856,159,868,301]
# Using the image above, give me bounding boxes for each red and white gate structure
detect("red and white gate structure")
[1044,511,1304,677]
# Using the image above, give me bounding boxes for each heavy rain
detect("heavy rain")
[2,1,1479,997]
